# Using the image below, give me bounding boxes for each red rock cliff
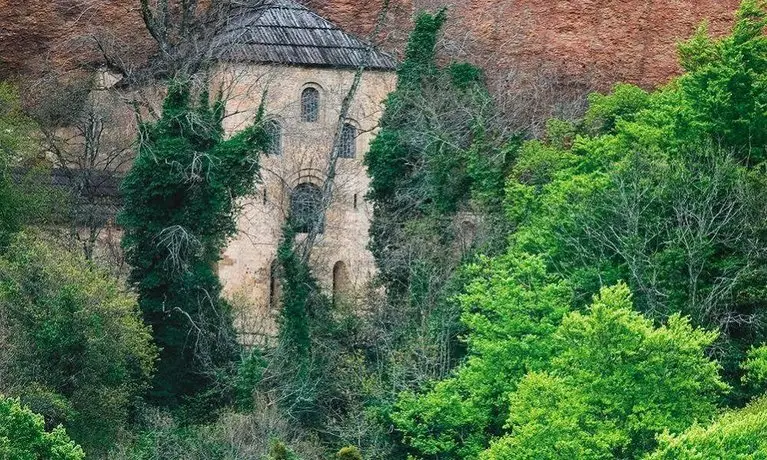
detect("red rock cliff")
[0,0,744,88]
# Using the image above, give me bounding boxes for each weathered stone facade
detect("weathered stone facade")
[217,64,396,341]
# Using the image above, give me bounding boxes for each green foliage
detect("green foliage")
[0,396,84,460]
[276,225,314,357]
[742,344,767,395]
[0,82,52,249]
[502,0,767,389]
[233,349,267,410]
[268,440,298,460]
[647,395,767,459]
[482,284,727,459]
[392,254,572,458]
[0,82,36,160]
[336,446,364,460]
[0,234,156,452]
[584,83,650,134]
[120,80,268,404]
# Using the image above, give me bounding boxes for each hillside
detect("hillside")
[0,0,741,87]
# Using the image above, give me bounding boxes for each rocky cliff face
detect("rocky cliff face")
[0,0,742,88]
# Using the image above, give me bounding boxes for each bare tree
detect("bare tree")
[24,74,133,265]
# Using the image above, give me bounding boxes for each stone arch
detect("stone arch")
[332,261,352,303]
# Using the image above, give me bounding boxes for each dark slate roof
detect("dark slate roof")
[214,0,397,71]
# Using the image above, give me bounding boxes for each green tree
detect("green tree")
[0,82,51,249]
[392,254,572,458]
[481,284,727,459]
[0,396,84,460]
[0,234,156,452]
[120,81,268,404]
[742,344,767,396]
[503,0,767,389]
[647,395,767,459]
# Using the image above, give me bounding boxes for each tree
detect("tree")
[25,74,133,264]
[0,82,57,249]
[0,396,84,460]
[647,395,767,459]
[120,80,268,405]
[392,254,572,458]
[503,0,767,390]
[0,233,156,452]
[481,284,727,459]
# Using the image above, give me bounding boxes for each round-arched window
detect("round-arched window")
[301,87,320,122]
[290,183,324,233]
[339,123,357,159]
[265,120,282,156]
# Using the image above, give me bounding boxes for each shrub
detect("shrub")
[0,234,156,452]
[0,395,84,460]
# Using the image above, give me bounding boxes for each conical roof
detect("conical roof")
[214,0,397,71]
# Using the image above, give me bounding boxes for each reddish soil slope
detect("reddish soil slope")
[0,0,743,87]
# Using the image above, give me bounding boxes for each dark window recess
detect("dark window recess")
[290,183,324,233]
[339,123,357,158]
[301,87,320,122]
[265,120,282,156]
[263,188,267,205]
[353,193,358,209]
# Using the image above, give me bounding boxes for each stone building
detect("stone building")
[211,0,398,342]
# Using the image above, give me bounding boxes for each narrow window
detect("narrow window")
[265,120,282,156]
[301,87,320,122]
[353,193,358,210]
[262,188,267,205]
[339,123,357,158]
[290,183,324,234]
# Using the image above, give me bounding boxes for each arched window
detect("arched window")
[301,87,320,122]
[339,123,357,158]
[333,261,352,304]
[265,120,282,156]
[290,183,324,233]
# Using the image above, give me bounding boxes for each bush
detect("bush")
[0,395,84,460]
[0,234,156,452]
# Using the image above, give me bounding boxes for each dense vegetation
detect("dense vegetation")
[120,82,268,406]
[1,0,767,458]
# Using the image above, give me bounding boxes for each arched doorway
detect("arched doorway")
[332,261,352,304]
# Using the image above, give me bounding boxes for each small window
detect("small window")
[265,120,282,156]
[290,183,324,234]
[301,87,320,122]
[339,123,357,158]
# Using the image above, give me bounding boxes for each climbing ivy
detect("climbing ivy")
[120,80,269,405]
